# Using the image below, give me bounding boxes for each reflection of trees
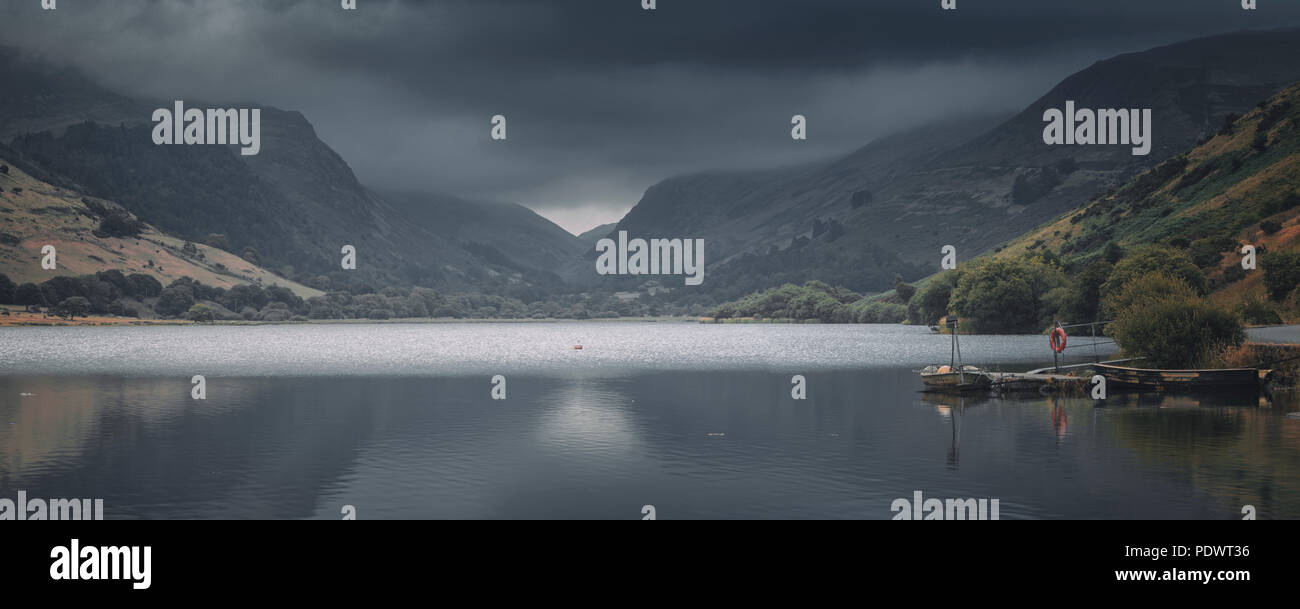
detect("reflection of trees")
[1106,393,1300,519]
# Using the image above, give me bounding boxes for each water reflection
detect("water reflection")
[1,356,1297,519]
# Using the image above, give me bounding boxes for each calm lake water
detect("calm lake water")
[0,322,1296,519]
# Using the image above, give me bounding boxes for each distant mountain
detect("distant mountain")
[995,81,1300,311]
[0,155,321,297]
[577,223,617,246]
[380,190,585,279]
[602,28,1300,298]
[0,47,145,142]
[0,47,580,296]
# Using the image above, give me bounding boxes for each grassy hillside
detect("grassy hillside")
[991,82,1300,321]
[0,157,321,298]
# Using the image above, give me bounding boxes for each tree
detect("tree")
[1102,245,1207,315]
[1109,275,1244,368]
[125,273,163,298]
[948,257,1066,334]
[55,296,91,320]
[1059,259,1113,324]
[155,286,195,317]
[1262,251,1300,302]
[185,303,216,323]
[0,273,15,304]
[1103,273,1198,319]
[892,274,917,302]
[205,234,230,250]
[908,270,961,326]
[95,212,144,238]
[14,283,46,311]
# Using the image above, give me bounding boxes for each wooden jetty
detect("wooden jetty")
[984,371,1089,393]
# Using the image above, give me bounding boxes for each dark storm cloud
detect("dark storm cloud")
[2,0,1298,232]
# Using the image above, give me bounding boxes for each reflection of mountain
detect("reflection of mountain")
[0,376,437,519]
[3,368,1296,518]
[1104,396,1300,519]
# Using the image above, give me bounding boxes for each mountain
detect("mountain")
[577,223,617,246]
[380,190,585,280]
[0,47,145,142]
[994,81,1300,313]
[0,155,320,296]
[602,28,1300,298]
[0,47,581,296]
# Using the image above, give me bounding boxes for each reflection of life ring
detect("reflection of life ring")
[1050,327,1067,353]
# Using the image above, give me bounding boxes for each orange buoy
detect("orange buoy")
[1050,327,1067,353]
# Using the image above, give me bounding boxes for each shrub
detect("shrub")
[1262,251,1300,302]
[54,296,91,320]
[185,304,216,323]
[1111,292,1245,369]
[125,274,163,298]
[1260,220,1282,235]
[95,212,144,238]
[948,257,1065,333]
[1188,236,1235,269]
[155,286,195,317]
[14,283,46,311]
[1102,245,1207,314]
[908,270,961,326]
[1238,299,1283,326]
[0,273,15,304]
[1103,272,1198,319]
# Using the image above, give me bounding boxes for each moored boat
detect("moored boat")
[1093,363,1272,392]
[921,365,991,392]
[919,314,991,392]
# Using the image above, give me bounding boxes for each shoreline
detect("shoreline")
[0,308,703,327]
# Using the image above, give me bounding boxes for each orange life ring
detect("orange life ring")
[1050,327,1067,353]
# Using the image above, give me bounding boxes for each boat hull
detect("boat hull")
[921,371,991,392]
[1094,363,1270,392]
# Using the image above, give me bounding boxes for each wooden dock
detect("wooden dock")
[984,371,1090,393]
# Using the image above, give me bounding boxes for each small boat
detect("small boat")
[919,315,991,392]
[1093,363,1273,392]
[921,365,991,392]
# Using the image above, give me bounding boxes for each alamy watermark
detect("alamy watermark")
[1043,101,1152,156]
[50,539,151,590]
[892,491,999,520]
[1,491,104,520]
[595,231,704,286]
[152,101,261,156]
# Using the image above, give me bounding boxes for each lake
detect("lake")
[1,322,1296,519]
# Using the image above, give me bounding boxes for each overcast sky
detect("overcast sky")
[3,0,1299,234]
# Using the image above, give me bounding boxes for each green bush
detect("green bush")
[1103,273,1198,319]
[948,257,1065,333]
[54,296,91,320]
[1102,245,1207,315]
[155,286,195,317]
[908,270,960,326]
[1109,275,1245,368]
[0,273,15,304]
[14,283,46,310]
[1262,251,1300,302]
[1238,299,1283,326]
[185,304,216,323]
